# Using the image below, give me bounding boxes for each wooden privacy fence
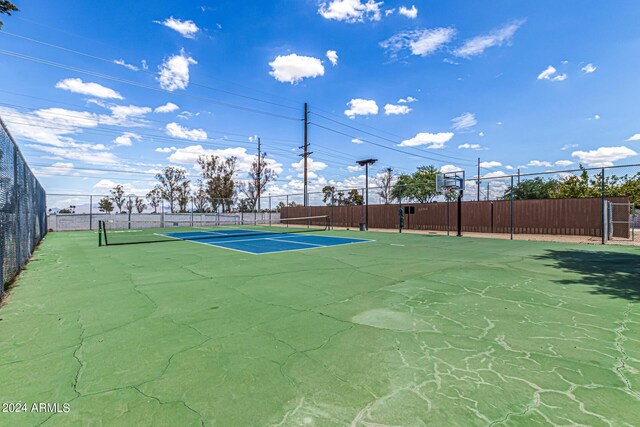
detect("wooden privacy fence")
[283,197,630,238]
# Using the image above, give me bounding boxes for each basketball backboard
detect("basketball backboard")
[436,170,465,193]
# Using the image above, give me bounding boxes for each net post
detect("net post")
[510,176,514,240]
[601,167,606,245]
[89,195,93,230]
[98,220,102,247]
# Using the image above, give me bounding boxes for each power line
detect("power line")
[0,30,302,111]
[0,49,302,122]
[0,31,299,111]
[309,110,476,165]
[0,93,302,145]
[309,122,476,167]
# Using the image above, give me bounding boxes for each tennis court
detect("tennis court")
[98,216,372,255]
[1,226,638,426]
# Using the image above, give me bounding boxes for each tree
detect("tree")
[344,189,364,205]
[177,181,191,213]
[376,167,394,204]
[0,1,19,29]
[198,155,237,212]
[156,166,189,213]
[193,182,209,212]
[124,197,134,215]
[238,198,253,212]
[98,198,114,213]
[146,187,162,214]
[239,154,278,210]
[110,185,126,213]
[391,174,413,202]
[135,197,146,214]
[501,177,561,200]
[322,186,336,205]
[391,166,439,203]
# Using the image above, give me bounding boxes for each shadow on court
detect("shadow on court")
[535,249,640,301]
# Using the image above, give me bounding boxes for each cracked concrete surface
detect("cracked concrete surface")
[0,230,638,426]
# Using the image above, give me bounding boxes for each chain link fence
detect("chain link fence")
[278,164,640,246]
[1,118,47,297]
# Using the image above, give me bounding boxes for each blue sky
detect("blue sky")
[1,0,640,206]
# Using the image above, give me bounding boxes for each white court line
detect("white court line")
[390,244,405,247]
[265,238,324,247]
[150,231,375,255]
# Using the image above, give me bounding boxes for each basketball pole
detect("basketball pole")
[457,189,463,237]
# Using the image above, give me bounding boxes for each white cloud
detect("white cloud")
[555,160,574,167]
[399,132,454,148]
[480,161,501,168]
[154,102,180,113]
[38,162,75,176]
[593,114,600,120]
[157,49,197,91]
[440,164,460,173]
[451,112,477,130]
[626,134,640,142]
[478,132,485,137]
[571,146,637,167]
[291,157,328,173]
[0,106,98,146]
[113,59,139,71]
[380,27,456,58]
[93,179,151,195]
[537,65,567,82]
[344,98,379,118]
[55,78,123,99]
[352,138,364,144]
[155,17,200,39]
[458,143,481,149]
[326,50,339,66]
[168,145,283,175]
[318,0,383,23]
[582,63,597,74]
[561,143,578,151]
[268,54,325,84]
[397,96,417,104]
[93,103,151,127]
[398,5,418,19]
[384,104,411,115]
[155,147,177,153]
[113,132,141,147]
[28,144,120,166]
[347,165,363,172]
[454,20,525,58]
[165,122,207,141]
[527,160,553,167]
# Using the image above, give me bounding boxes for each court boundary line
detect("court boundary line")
[150,230,374,255]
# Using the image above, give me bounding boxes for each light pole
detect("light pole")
[356,158,377,230]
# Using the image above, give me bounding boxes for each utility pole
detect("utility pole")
[477,157,481,202]
[300,103,311,206]
[356,158,378,230]
[257,137,261,212]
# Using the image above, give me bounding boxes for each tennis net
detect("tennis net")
[98,215,330,246]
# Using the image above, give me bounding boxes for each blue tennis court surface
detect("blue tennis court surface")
[159,229,373,254]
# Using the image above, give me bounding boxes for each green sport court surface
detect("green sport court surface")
[1,229,638,426]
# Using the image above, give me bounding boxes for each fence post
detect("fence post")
[161,199,165,228]
[601,167,606,245]
[269,195,272,227]
[510,176,514,240]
